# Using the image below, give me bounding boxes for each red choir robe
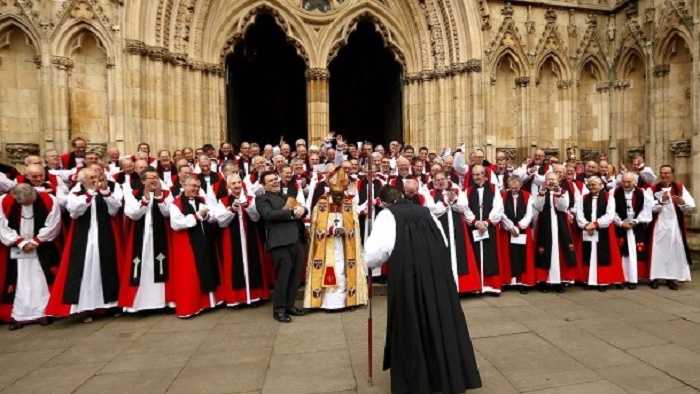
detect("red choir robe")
[497,190,536,287]
[118,189,175,310]
[47,186,123,316]
[430,188,481,293]
[0,193,61,322]
[216,193,269,306]
[169,196,221,317]
[576,191,625,286]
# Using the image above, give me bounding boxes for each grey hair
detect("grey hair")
[182,175,200,185]
[24,155,41,166]
[226,174,242,184]
[10,183,36,204]
[508,174,523,185]
[198,155,211,163]
[77,168,96,183]
[587,176,603,185]
[621,171,639,185]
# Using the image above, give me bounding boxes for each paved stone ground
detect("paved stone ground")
[2,281,700,394]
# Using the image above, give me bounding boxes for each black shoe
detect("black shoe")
[583,284,590,290]
[667,280,679,291]
[8,323,23,331]
[650,280,659,289]
[273,312,292,323]
[616,284,625,290]
[518,286,529,295]
[556,285,565,293]
[628,283,637,290]
[39,318,53,326]
[598,286,607,293]
[286,307,306,317]
[538,284,549,293]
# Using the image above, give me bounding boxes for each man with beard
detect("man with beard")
[648,165,695,290]
[118,167,174,314]
[465,165,503,295]
[47,168,123,322]
[429,171,480,293]
[612,172,652,289]
[497,175,536,293]
[169,176,220,317]
[215,174,269,307]
[0,184,61,329]
[60,137,88,170]
[304,168,367,312]
[364,186,482,394]
[576,177,624,292]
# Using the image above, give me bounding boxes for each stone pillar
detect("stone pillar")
[50,56,74,153]
[305,68,330,145]
[651,64,670,170]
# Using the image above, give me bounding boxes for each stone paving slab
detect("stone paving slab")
[1,282,700,393]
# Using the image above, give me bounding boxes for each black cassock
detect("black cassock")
[384,200,482,394]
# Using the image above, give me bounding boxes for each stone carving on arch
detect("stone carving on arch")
[489,48,527,86]
[535,52,570,86]
[577,54,608,88]
[0,18,41,55]
[484,5,528,64]
[528,9,569,66]
[325,10,408,69]
[615,43,645,81]
[653,28,692,66]
[575,15,610,70]
[218,4,310,65]
[0,17,41,53]
[52,19,114,59]
[655,0,693,42]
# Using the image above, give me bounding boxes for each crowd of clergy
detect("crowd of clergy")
[0,133,694,330]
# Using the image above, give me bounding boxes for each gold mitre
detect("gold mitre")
[328,167,349,193]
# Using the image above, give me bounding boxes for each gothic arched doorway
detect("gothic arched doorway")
[329,19,403,147]
[225,13,307,147]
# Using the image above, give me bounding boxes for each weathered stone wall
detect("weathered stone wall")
[0,0,698,222]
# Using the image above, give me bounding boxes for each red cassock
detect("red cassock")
[576,193,625,285]
[497,191,536,287]
[0,193,61,322]
[47,191,123,317]
[429,188,481,293]
[118,191,176,309]
[170,196,221,317]
[217,195,270,305]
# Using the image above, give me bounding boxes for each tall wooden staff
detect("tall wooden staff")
[366,156,374,386]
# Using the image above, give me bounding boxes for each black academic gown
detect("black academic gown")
[384,200,482,394]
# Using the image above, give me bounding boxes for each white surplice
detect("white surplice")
[649,185,695,282]
[123,191,174,312]
[0,195,61,322]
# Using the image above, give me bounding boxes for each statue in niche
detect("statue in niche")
[303,0,331,12]
[607,16,616,41]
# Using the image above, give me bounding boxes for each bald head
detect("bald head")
[621,172,638,191]
[24,155,41,167]
[404,179,419,197]
[25,164,45,187]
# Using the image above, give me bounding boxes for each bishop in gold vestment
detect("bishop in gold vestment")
[303,168,367,310]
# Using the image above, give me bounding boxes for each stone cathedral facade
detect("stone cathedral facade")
[0,0,698,222]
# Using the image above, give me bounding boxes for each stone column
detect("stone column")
[50,56,74,153]
[651,64,670,169]
[305,68,330,145]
